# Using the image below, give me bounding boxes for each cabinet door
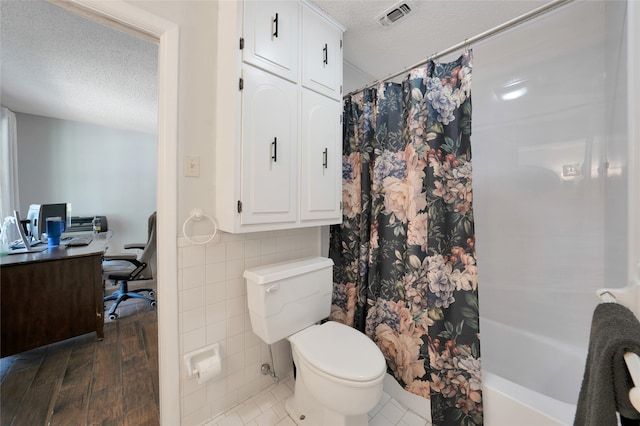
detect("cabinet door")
[243,1,299,83]
[301,6,342,100]
[241,65,298,225]
[300,89,342,222]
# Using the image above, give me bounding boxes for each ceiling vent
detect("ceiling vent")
[377,1,416,28]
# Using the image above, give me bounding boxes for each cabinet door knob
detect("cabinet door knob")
[323,43,328,65]
[322,148,328,169]
[273,13,279,38]
[271,137,278,163]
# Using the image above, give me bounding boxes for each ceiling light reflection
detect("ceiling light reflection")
[498,79,529,101]
[501,86,528,101]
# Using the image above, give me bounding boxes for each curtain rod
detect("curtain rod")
[345,0,573,97]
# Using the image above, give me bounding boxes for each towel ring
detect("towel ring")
[182,208,218,245]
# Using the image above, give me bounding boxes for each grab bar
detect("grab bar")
[599,291,617,303]
[596,280,640,315]
[597,284,640,412]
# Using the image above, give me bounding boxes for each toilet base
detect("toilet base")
[285,376,369,426]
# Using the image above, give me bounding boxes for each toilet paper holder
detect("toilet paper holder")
[184,343,221,383]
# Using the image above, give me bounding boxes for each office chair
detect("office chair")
[103,212,157,320]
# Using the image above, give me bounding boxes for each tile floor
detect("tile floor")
[205,375,430,426]
[102,277,429,426]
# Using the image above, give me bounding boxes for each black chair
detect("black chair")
[103,212,157,320]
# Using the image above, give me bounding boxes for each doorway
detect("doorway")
[0,0,178,423]
[45,1,180,423]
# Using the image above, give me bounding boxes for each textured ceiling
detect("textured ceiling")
[0,0,551,134]
[312,0,549,83]
[0,0,158,135]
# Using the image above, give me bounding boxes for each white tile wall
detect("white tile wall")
[178,227,322,425]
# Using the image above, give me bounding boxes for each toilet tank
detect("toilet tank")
[244,257,334,345]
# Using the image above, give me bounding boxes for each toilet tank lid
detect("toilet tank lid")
[243,257,334,285]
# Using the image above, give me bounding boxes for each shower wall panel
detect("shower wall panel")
[472,0,628,404]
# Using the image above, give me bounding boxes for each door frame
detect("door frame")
[60,1,180,423]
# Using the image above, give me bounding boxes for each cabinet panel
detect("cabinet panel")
[300,89,342,221]
[241,65,298,225]
[302,6,342,100]
[216,0,344,233]
[243,1,299,83]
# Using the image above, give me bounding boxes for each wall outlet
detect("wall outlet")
[184,156,200,177]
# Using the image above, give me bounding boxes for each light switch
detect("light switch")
[184,156,200,177]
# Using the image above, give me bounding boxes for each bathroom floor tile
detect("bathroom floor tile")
[205,378,431,426]
[377,399,408,424]
[236,401,262,424]
[216,413,243,426]
[271,381,294,402]
[253,408,281,425]
[253,391,279,412]
[398,410,429,426]
[274,416,297,426]
[370,414,396,426]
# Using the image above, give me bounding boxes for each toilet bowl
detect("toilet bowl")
[244,257,387,425]
[286,321,386,425]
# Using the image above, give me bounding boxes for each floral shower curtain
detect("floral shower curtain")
[329,52,482,426]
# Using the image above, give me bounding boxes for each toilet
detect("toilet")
[244,257,386,426]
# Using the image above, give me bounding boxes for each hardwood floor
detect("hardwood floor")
[0,302,159,426]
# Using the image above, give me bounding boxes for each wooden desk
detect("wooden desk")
[0,240,107,357]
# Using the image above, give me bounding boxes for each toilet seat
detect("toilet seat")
[290,321,386,382]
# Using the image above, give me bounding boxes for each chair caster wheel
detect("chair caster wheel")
[109,313,118,320]
[148,290,155,297]
[150,301,157,308]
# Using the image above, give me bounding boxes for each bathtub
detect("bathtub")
[384,317,583,425]
[483,372,576,425]
[383,371,576,426]
[481,317,583,425]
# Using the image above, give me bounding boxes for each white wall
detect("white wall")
[343,60,375,94]
[15,112,156,253]
[131,0,217,231]
[122,2,325,424]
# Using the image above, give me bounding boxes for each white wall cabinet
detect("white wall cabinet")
[216,1,344,233]
[300,89,342,221]
[301,6,343,100]
[240,65,298,225]
[242,1,299,83]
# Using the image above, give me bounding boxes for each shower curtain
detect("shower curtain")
[329,52,482,426]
